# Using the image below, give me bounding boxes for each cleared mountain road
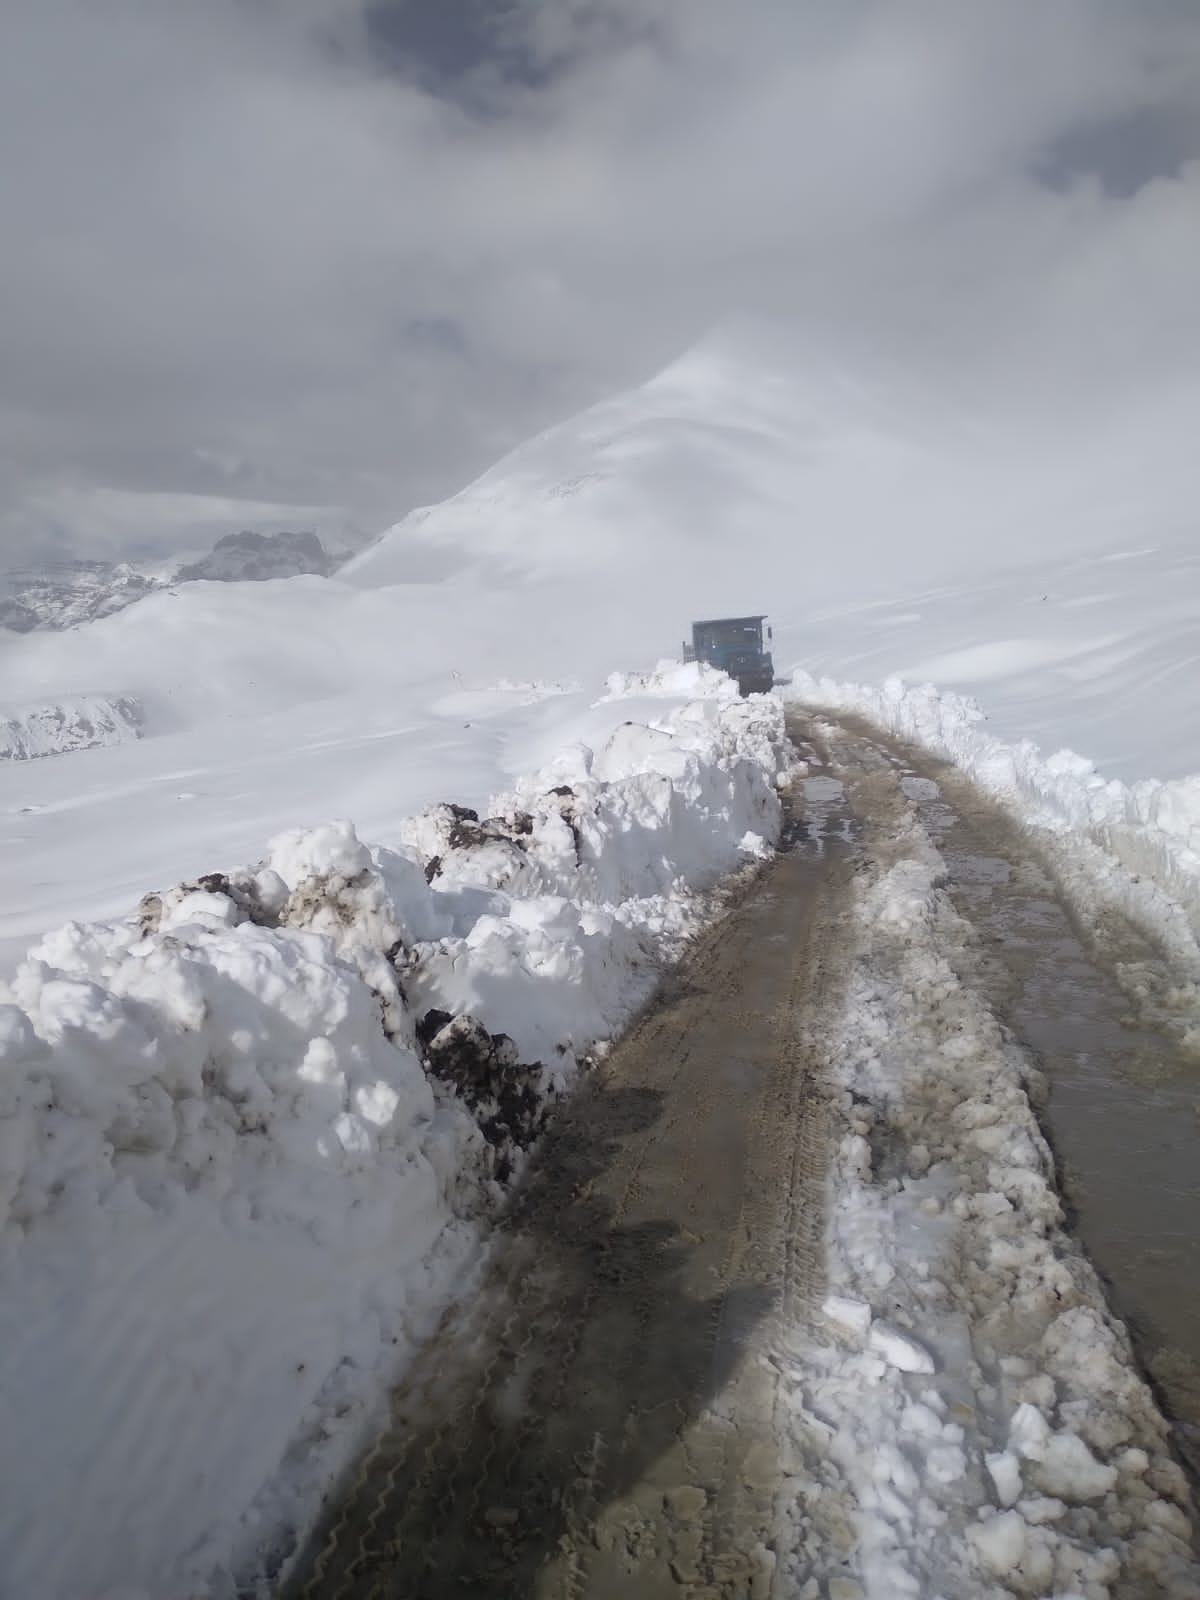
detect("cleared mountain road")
[283,714,1200,1599]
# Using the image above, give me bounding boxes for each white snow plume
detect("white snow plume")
[786,670,1200,1053]
[598,658,740,702]
[0,693,144,760]
[786,807,1199,1600]
[0,690,789,1600]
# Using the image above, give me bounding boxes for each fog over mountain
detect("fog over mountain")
[3,1,1199,567]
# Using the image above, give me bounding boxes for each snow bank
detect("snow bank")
[599,658,740,702]
[785,805,1199,1600]
[0,693,144,760]
[787,669,1200,1045]
[0,690,789,1600]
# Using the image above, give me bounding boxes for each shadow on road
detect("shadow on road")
[285,1069,774,1598]
[283,759,856,1599]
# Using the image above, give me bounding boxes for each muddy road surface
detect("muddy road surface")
[284,714,1200,1598]
[286,738,858,1600]
[817,714,1200,1481]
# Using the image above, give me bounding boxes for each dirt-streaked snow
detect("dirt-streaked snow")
[788,779,1199,1599]
[0,674,789,1600]
[784,670,1200,1063]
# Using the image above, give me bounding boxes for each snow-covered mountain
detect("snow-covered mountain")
[0,530,342,636]
[347,322,1196,602]
[1,324,1198,954]
[0,560,165,633]
[175,528,341,584]
[0,694,144,762]
[2,324,1200,1600]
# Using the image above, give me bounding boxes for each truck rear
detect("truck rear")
[682,615,775,695]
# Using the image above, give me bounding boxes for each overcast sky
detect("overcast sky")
[2,0,1199,565]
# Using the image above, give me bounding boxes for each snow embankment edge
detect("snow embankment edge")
[786,669,1200,1019]
[0,681,791,1600]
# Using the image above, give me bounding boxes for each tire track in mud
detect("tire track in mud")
[809,710,1200,1491]
[282,753,859,1600]
[279,708,1200,1598]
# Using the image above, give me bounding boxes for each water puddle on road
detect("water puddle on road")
[899,762,1200,1479]
[797,774,861,856]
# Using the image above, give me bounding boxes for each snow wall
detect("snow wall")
[0,672,790,1600]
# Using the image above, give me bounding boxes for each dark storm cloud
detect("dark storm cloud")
[1036,103,1200,196]
[361,0,665,97]
[363,0,534,88]
[2,0,1199,563]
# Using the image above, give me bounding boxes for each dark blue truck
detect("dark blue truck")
[682,615,775,696]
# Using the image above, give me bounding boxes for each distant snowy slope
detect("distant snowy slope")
[0,560,165,632]
[346,323,1195,602]
[0,694,143,761]
[0,532,344,637]
[1,323,1198,965]
[176,529,338,583]
[779,536,1200,783]
[342,323,1199,773]
[345,329,997,594]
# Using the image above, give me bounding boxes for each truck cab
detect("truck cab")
[683,615,775,696]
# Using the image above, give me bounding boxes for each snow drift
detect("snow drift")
[0,685,789,1600]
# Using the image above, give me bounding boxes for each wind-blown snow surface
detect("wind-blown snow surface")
[0,681,788,1600]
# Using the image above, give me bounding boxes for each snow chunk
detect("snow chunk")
[985,1451,1024,1509]
[267,819,372,888]
[1009,1401,1053,1461]
[0,1004,47,1067]
[823,1294,872,1338]
[1032,1431,1118,1504]
[867,1321,936,1374]
[600,660,738,702]
[968,1509,1027,1577]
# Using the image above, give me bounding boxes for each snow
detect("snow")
[2,327,1198,968]
[0,693,144,761]
[1033,1431,1120,1505]
[867,1322,937,1375]
[985,1451,1024,1509]
[0,322,1198,1594]
[823,1293,873,1338]
[786,667,1200,932]
[784,536,1200,786]
[774,791,1200,1600]
[0,689,790,1599]
[0,559,164,632]
[784,669,1200,1057]
[968,1510,1028,1579]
